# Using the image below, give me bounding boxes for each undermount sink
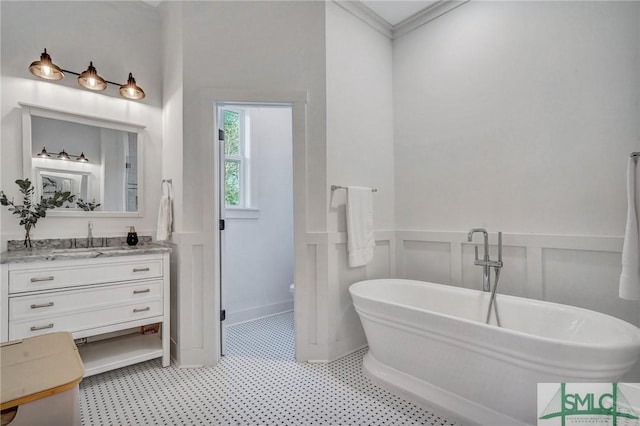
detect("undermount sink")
[51,247,94,254]
[50,246,133,254]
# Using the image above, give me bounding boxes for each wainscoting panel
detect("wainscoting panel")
[305,244,319,346]
[191,243,205,348]
[396,231,639,329]
[335,243,367,342]
[168,232,209,367]
[302,231,394,361]
[402,240,451,284]
[368,240,392,279]
[542,248,639,325]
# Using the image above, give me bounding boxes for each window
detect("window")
[223,108,252,209]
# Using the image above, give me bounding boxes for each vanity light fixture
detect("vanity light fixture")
[28,49,145,100]
[29,49,64,81]
[57,149,70,160]
[119,73,145,100]
[77,62,107,91]
[35,147,89,162]
[37,147,51,158]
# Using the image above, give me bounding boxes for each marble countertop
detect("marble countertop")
[1,243,172,264]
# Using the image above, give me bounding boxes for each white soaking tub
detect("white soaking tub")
[349,279,640,425]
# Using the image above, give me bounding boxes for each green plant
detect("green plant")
[76,198,101,211]
[0,178,75,248]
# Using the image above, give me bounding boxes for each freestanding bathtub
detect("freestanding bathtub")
[349,279,640,426]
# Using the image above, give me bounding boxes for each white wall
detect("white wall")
[166,0,394,364]
[324,1,396,358]
[392,1,640,380]
[393,1,639,235]
[326,2,395,233]
[163,0,327,365]
[181,1,327,234]
[166,0,396,364]
[161,1,184,234]
[0,1,163,248]
[159,0,184,366]
[224,107,294,325]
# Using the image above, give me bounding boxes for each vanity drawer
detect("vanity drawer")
[9,300,163,340]
[9,259,163,294]
[9,280,163,321]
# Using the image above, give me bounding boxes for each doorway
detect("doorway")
[217,103,295,355]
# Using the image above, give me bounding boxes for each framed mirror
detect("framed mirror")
[20,103,145,217]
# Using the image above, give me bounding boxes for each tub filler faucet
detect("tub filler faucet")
[468,228,503,326]
[87,221,94,248]
[468,228,490,292]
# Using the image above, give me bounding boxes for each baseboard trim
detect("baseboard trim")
[225,302,294,325]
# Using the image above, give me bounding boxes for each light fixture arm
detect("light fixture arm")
[61,69,124,87]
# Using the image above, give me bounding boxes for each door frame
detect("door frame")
[201,88,308,366]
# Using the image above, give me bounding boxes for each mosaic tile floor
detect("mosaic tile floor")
[80,311,459,425]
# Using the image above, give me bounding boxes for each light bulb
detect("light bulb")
[89,77,96,87]
[42,65,51,76]
[128,87,135,97]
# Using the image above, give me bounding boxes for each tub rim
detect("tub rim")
[349,278,640,351]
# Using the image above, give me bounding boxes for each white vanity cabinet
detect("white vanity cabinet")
[1,252,170,377]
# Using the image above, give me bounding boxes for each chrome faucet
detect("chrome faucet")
[468,228,491,292]
[468,228,504,326]
[88,221,94,248]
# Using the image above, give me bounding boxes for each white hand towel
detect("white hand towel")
[156,181,173,241]
[619,157,640,300]
[346,186,375,268]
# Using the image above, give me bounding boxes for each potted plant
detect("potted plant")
[0,179,75,248]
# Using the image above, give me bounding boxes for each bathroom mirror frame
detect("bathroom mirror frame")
[20,102,145,218]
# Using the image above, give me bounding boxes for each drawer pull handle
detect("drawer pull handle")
[30,276,54,283]
[133,289,151,294]
[30,302,54,309]
[30,323,54,331]
[133,307,151,313]
[133,267,150,272]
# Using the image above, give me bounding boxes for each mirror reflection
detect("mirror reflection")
[30,116,138,213]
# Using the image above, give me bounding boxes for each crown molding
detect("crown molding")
[393,0,470,39]
[332,1,393,39]
[332,0,470,40]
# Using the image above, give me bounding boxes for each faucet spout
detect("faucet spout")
[467,227,488,243]
[468,228,489,259]
[468,228,490,292]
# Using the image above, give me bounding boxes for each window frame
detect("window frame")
[222,107,257,217]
